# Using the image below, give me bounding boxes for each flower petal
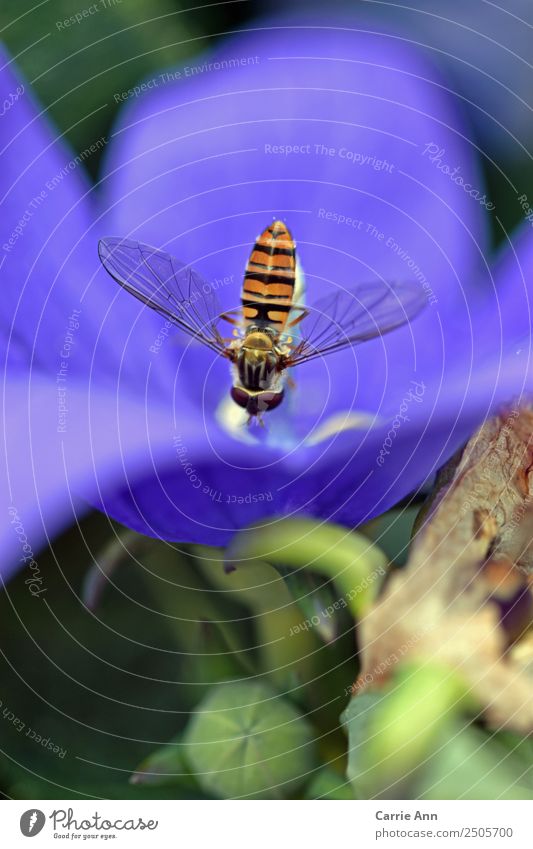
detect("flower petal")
[0,46,177,398]
[100,22,491,416]
[0,46,96,372]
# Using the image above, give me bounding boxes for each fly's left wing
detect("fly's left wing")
[284,280,427,366]
[98,237,228,355]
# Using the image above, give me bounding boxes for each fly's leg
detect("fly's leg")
[286,307,309,329]
[246,414,265,428]
[220,308,243,326]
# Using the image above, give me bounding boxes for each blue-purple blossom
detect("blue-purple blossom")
[1,22,532,582]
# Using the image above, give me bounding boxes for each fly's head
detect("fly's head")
[230,385,285,418]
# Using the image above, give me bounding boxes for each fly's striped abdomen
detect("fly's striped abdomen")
[241,220,296,330]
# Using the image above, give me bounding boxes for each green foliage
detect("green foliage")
[182,681,318,799]
[356,663,470,787]
[0,517,249,799]
[305,767,355,800]
[341,691,387,798]
[130,732,202,792]
[417,723,533,800]
[342,664,470,797]
[0,0,249,172]
[2,512,532,801]
[362,506,418,567]
[341,666,533,800]
[193,546,357,736]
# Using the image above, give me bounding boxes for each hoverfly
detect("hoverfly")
[98,221,426,422]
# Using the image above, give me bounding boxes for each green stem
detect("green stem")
[193,547,318,689]
[224,517,388,619]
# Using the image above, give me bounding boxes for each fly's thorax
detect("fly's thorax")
[232,326,280,390]
[242,329,275,352]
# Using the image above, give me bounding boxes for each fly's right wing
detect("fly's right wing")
[98,237,229,355]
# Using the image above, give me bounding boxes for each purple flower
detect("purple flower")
[1,22,532,582]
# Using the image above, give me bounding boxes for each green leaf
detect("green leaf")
[342,664,469,798]
[417,723,533,800]
[281,570,346,645]
[182,681,317,799]
[341,691,386,798]
[130,733,201,791]
[305,768,356,800]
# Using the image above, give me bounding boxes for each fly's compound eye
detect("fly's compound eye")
[256,390,284,412]
[230,388,285,414]
[230,387,250,409]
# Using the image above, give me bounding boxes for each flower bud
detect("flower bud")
[183,681,317,799]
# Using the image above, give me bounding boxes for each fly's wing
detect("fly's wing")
[98,237,227,355]
[285,280,427,366]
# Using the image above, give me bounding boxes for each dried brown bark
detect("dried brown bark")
[356,407,533,733]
